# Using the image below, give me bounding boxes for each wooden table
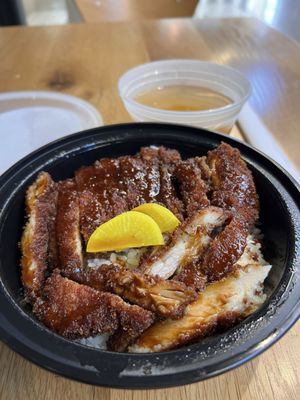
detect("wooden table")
[74,0,198,22]
[0,18,299,400]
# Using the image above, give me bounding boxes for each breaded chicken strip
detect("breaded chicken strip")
[33,272,154,351]
[21,172,57,302]
[175,158,210,216]
[83,264,197,319]
[54,178,196,319]
[202,142,260,281]
[202,216,249,281]
[140,207,228,279]
[207,142,259,225]
[75,147,183,243]
[139,146,184,220]
[130,245,271,353]
[55,179,83,277]
[75,159,129,243]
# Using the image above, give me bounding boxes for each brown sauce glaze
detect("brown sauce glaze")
[203,217,249,282]
[207,142,259,224]
[75,159,128,242]
[175,158,210,216]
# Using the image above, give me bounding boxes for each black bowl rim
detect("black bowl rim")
[0,122,299,389]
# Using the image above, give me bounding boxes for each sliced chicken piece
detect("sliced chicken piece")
[129,260,271,353]
[21,172,57,303]
[33,271,117,338]
[207,142,259,225]
[195,155,211,181]
[175,158,210,216]
[139,146,181,167]
[125,146,183,220]
[55,179,83,278]
[119,155,161,209]
[158,164,184,221]
[33,271,154,346]
[202,216,249,282]
[140,207,228,279]
[75,158,128,243]
[120,151,184,219]
[107,300,154,352]
[83,264,197,319]
[196,142,260,281]
[174,261,207,291]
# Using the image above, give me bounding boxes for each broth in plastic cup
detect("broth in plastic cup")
[118,60,251,133]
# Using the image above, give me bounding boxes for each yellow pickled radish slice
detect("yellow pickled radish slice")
[86,211,164,253]
[133,203,180,233]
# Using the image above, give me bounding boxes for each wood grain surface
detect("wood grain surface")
[0,18,298,170]
[0,325,299,400]
[74,0,198,22]
[0,18,299,400]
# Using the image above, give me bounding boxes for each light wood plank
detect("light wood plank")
[1,322,299,400]
[0,19,298,170]
[74,0,198,23]
[0,19,299,400]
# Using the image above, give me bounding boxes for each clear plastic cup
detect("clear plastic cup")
[118,60,251,133]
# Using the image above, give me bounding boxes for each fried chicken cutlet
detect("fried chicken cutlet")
[21,172,57,302]
[53,176,197,319]
[33,271,154,351]
[175,158,210,216]
[82,264,197,319]
[207,142,259,224]
[202,142,260,281]
[140,143,260,286]
[75,147,183,243]
[20,143,270,354]
[130,236,271,353]
[140,207,229,280]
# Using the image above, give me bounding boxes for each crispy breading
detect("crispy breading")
[129,262,271,353]
[207,142,259,225]
[140,207,228,279]
[203,217,249,281]
[139,146,184,219]
[33,272,118,337]
[33,271,154,348]
[21,172,57,303]
[56,179,83,278]
[107,295,155,352]
[75,147,183,243]
[175,158,210,216]
[139,146,181,166]
[75,159,128,243]
[195,155,211,181]
[21,144,266,353]
[159,164,184,221]
[174,261,207,291]
[82,264,197,319]
[201,143,260,281]
[119,155,161,208]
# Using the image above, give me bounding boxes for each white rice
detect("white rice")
[78,333,109,350]
[87,248,147,270]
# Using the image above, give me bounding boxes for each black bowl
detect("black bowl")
[0,123,299,389]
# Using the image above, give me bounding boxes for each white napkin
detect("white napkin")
[238,103,300,184]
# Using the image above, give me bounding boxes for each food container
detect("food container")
[0,123,299,388]
[118,60,251,133]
